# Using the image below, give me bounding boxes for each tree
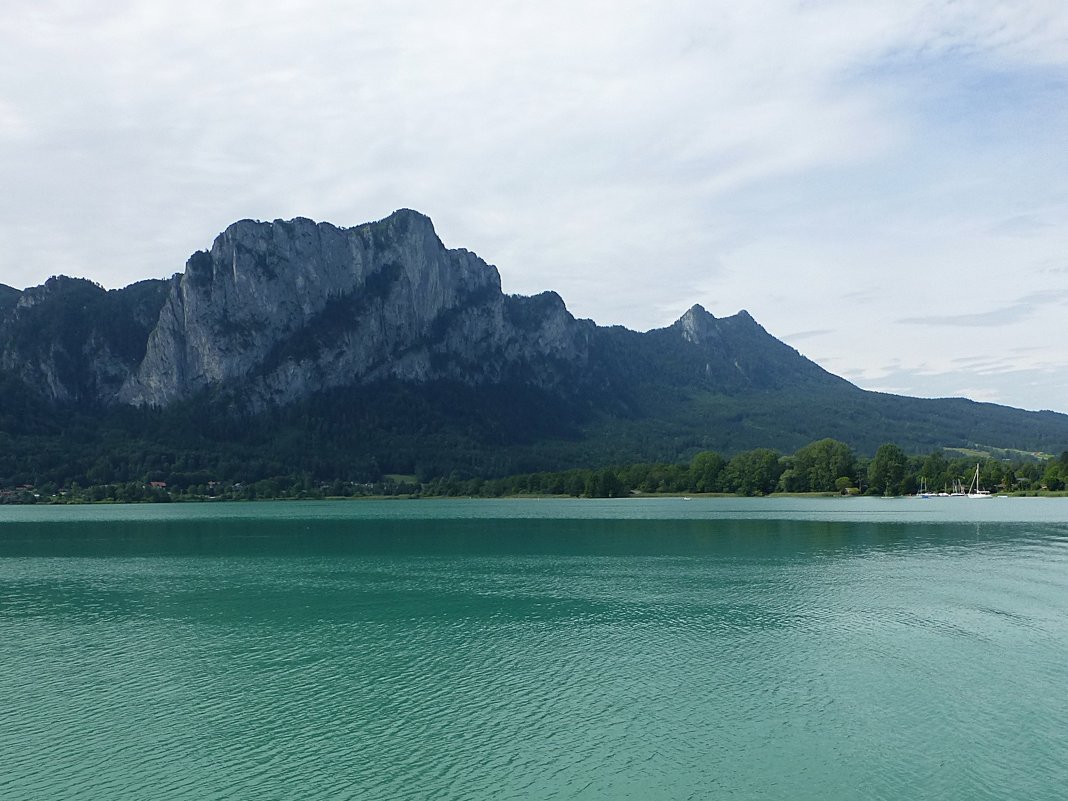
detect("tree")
[722,448,783,496]
[919,450,950,492]
[689,451,726,492]
[585,468,625,498]
[1043,462,1066,491]
[868,443,907,496]
[777,467,804,493]
[792,438,855,492]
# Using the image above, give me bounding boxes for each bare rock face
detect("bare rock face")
[2,209,841,412]
[118,209,591,407]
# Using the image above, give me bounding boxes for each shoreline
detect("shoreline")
[4,489,1068,506]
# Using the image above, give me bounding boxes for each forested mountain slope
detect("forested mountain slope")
[1,209,1066,486]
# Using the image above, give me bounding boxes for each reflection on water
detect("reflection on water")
[1,500,1067,800]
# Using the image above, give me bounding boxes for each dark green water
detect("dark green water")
[2,498,1067,799]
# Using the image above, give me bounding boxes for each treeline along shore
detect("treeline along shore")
[3,439,1067,504]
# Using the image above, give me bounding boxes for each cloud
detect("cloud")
[1015,289,1068,306]
[783,328,834,342]
[898,305,1036,328]
[988,214,1055,237]
[843,359,1068,412]
[898,290,1068,327]
[2,0,1068,410]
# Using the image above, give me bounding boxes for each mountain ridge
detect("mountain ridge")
[1,209,1066,480]
[2,209,843,409]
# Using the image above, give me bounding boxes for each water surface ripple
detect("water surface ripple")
[2,498,1066,799]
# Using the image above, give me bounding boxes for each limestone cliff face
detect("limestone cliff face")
[118,209,591,407]
[2,210,844,411]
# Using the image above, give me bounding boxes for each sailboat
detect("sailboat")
[967,463,992,499]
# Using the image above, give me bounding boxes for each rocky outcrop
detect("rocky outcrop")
[0,276,170,404]
[1,209,842,410]
[664,304,845,390]
[118,209,593,407]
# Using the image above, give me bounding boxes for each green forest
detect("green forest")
[4,368,1068,504]
[4,437,1067,504]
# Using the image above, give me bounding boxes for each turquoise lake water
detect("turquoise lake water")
[2,497,1066,799]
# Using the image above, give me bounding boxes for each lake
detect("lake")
[2,497,1066,799]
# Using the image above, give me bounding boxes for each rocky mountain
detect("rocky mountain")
[2,208,1067,478]
[0,276,170,404]
[0,282,20,314]
[1,209,843,410]
[118,210,593,408]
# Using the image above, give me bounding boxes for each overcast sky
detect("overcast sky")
[2,1,1067,412]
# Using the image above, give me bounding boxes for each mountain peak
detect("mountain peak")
[381,207,433,225]
[682,303,714,320]
[4,210,1068,467]
[118,207,507,406]
[675,304,718,344]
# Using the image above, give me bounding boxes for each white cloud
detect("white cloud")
[2,0,1068,410]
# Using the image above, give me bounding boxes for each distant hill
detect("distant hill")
[1,209,1066,485]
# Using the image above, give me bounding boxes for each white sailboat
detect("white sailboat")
[967,463,992,499]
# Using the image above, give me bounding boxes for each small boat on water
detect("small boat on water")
[967,463,992,499]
